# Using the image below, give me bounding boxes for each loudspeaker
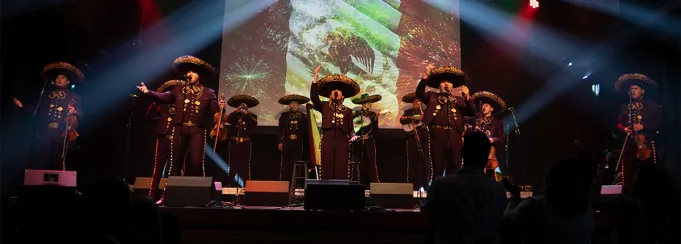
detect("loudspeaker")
[600,185,622,195]
[304,179,365,211]
[369,183,415,209]
[24,170,77,187]
[164,176,214,207]
[132,177,168,196]
[244,180,289,206]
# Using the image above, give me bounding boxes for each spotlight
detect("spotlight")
[591,84,600,96]
[582,74,590,79]
[71,84,76,89]
[568,62,573,66]
[530,0,539,8]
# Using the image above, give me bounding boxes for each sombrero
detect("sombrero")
[227,94,260,108]
[156,79,186,92]
[471,91,507,115]
[351,93,382,104]
[278,94,310,105]
[426,66,469,88]
[401,92,420,103]
[40,62,85,83]
[614,73,657,93]
[317,74,361,98]
[173,55,218,76]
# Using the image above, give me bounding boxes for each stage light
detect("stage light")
[582,74,590,79]
[568,62,573,66]
[71,84,76,89]
[592,84,600,96]
[530,0,539,9]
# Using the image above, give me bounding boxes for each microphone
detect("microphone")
[185,75,191,83]
[333,91,339,100]
[129,94,139,98]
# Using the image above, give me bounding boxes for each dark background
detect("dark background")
[1,0,679,195]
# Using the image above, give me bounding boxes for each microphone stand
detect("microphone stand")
[123,95,137,181]
[332,97,338,180]
[29,77,50,154]
[614,92,633,179]
[508,107,522,180]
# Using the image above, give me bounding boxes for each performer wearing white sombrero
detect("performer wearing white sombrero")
[614,73,661,194]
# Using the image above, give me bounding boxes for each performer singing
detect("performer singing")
[136,55,225,178]
[351,93,383,185]
[467,91,506,179]
[400,93,429,190]
[146,80,184,200]
[416,64,475,178]
[13,62,84,170]
[278,94,309,181]
[309,66,361,179]
[614,73,661,194]
[225,95,259,185]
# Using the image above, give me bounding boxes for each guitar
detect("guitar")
[353,109,390,133]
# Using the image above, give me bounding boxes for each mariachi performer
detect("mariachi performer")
[13,62,84,170]
[416,64,475,178]
[614,73,661,194]
[225,94,259,185]
[146,80,184,200]
[277,94,309,181]
[309,65,361,179]
[400,92,429,190]
[467,91,506,179]
[136,55,225,179]
[351,93,383,185]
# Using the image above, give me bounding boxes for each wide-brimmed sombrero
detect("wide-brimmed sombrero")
[40,62,85,83]
[317,74,361,98]
[471,91,507,115]
[156,79,186,92]
[426,66,469,88]
[173,55,218,76]
[614,73,657,93]
[227,94,260,108]
[351,93,382,104]
[401,93,420,103]
[278,94,310,105]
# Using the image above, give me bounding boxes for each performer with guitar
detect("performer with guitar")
[146,80,184,201]
[309,65,361,180]
[136,56,225,182]
[400,93,430,190]
[351,93,388,186]
[467,91,506,180]
[277,94,309,181]
[416,64,476,179]
[225,94,259,185]
[13,62,84,170]
[614,73,661,195]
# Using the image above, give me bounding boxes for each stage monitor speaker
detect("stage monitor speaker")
[244,180,289,206]
[132,177,168,196]
[600,185,622,195]
[24,170,77,187]
[164,176,214,207]
[369,183,415,209]
[304,179,365,211]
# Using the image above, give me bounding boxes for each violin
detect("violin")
[486,145,499,171]
[62,99,79,143]
[210,94,228,142]
[633,128,652,161]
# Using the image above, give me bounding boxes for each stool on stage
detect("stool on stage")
[288,160,307,205]
[349,161,361,183]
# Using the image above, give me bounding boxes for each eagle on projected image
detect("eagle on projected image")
[322,28,375,74]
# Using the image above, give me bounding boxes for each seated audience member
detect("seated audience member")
[503,158,594,244]
[422,131,507,244]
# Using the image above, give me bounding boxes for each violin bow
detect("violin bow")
[213,93,225,154]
